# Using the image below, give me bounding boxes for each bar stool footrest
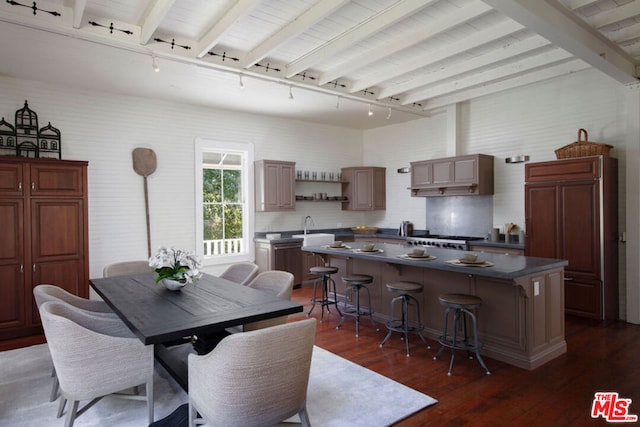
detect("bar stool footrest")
[438,337,480,352]
[386,320,423,334]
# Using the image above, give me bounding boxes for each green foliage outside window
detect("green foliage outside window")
[203,168,243,241]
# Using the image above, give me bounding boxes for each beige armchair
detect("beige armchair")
[188,318,316,427]
[219,261,259,285]
[34,284,115,315]
[39,300,154,427]
[103,260,150,277]
[243,270,294,332]
[33,284,124,403]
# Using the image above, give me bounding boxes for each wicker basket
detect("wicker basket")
[352,226,378,235]
[555,129,613,159]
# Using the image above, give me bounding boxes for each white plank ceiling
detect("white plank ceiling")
[0,0,638,129]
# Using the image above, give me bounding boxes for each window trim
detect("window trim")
[195,137,254,266]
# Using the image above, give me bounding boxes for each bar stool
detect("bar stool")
[340,274,378,336]
[433,293,491,376]
[379,281,430,357]
[306,265,343,323]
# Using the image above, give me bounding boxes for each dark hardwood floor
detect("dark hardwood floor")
[290,286,640,426]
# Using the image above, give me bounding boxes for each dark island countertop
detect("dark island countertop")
[302,241,566,280]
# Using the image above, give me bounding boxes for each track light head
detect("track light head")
[368,104,373,116]
[288,85,294,100]
[151,54,160,73]
[239,74,245,89]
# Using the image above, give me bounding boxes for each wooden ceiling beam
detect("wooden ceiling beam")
[285,0,433,78]
[421,59,591,111]
[318,0,493,86]
[195,0,261,58]
[586,1,640,29]
[241,0,348,69]
[139,0,176,45]
[485,0,639,84]
[71,0,87,29]
[380,35,551,100]
[350,19,524,93]
[403,47,573,105]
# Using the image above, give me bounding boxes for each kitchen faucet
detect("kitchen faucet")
[303,215,314,235]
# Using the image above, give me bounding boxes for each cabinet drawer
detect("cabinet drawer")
[525,157,600,183]
[30,163,86,196]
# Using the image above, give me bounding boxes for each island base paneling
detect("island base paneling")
[322,255,566,370]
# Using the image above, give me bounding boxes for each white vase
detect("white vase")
[162,278,187,291]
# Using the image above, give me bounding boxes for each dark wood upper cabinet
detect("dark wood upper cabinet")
[525,156,618,320]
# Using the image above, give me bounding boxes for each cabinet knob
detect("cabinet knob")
[33,264,36,272]
[18,182,22,191]
[31,182,35,190]
[20,264,24,273]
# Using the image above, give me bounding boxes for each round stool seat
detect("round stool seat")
[386,281,423,294]
[310,266,339,275]
[438,293,482,309]
[342,274,373,285]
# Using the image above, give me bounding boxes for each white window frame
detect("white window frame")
[195,137,254,266]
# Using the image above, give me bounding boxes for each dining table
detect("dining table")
[90,272,303,390]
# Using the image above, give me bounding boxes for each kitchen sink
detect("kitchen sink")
[292,233,335,247]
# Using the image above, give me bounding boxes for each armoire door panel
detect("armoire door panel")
[564,277,602,319]
[0,265,25,329]
[0,200,24,263]
[560,182,599,277]
[525,184,559,259]
[31,200,84,260]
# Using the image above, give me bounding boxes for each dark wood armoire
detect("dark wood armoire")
[0,157,89,348]
[525,156,618,320]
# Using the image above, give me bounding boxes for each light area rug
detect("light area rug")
[0,344,437,426]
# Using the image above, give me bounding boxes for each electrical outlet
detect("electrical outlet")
[534,280,540,296]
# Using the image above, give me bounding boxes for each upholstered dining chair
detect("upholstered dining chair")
[219,261,259,285]
[39,300,154,427]
[33,284,123,403]
[188,318,316,427]
[103,260,150,277]
[243,270,294,331]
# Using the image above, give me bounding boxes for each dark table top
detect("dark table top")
[90,272,303,345]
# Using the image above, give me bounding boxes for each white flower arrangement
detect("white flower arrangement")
[148,246,202,284]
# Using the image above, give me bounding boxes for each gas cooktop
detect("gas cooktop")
[406,235,484,250]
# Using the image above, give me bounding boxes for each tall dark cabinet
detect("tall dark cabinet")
[0,157,89,346]
[524,156,618,320]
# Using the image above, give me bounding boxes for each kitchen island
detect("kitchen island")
[303,241,568,370]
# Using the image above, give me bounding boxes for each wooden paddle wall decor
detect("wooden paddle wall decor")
[132,148,157,257]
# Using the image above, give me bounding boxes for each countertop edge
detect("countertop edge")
[302,243,567,280]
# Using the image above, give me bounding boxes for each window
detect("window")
[195,138,254,265]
